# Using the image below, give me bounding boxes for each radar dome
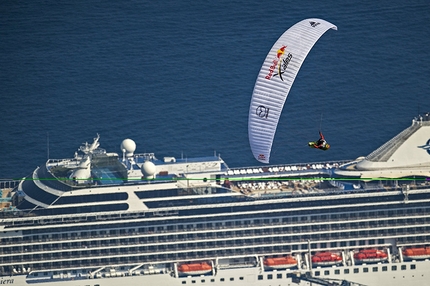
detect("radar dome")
[69,168,91,184]
[141,161,156,178]
[120,139,136,157]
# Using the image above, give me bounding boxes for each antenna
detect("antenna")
[47,132,50,160]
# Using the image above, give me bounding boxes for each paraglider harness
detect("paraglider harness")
[309,131,330,150]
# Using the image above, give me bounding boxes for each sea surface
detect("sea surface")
[1,0,429,179]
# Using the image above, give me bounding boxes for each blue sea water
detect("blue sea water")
[1,0,429,179]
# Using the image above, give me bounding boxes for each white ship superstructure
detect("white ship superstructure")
[0,114,430,286]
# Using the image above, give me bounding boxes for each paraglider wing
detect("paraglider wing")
[248,19,337,163]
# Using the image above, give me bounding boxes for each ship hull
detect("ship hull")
[2,118,430,286]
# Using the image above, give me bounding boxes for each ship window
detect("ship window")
[353,268,359,274]
[229,277,234,281]
[239,277,244,280]
[372,267,378,272]
[314,271,320,276]
[210,279,215,282]
[335,270,340,275]
[181,282,186,285]
[258,275,263,280]
[267,274,273,279]
[344,269,349,274]
[220,278,224,282]
[401,265,406,270]
[324,270,329,275]
[411,264,416,270]
[382,266,387,271]
[277,273,282,279]
[392,265,397,271]
[363,268,368,273]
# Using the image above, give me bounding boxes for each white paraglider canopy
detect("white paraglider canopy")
[248,18,337,163]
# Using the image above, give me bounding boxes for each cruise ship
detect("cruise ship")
[1,114,430,286]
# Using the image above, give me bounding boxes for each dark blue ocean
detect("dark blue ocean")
[1,0,429,179]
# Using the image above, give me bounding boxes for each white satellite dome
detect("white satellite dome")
[69,168,91,184]
[71,168,91,179]
[120,139,136,157]
[141,161,156,178]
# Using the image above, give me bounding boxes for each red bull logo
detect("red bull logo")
[277,46,286,58]
[265,45,286,80]
[265,45,292,81]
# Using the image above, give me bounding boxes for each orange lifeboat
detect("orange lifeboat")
[177,262,212,275]
[354,249,388,263]
[263,256,297,269]
[403,247,430,260]
[312,252,342,266]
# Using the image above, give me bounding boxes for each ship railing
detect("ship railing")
[47,157,79,165]
[225,160,351,177]
[0,232,414,270]
[1,181,425,224]
[35,164,73,192]
[132,153,156,162]
[0,180,20,190]
[1,211,428,254]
